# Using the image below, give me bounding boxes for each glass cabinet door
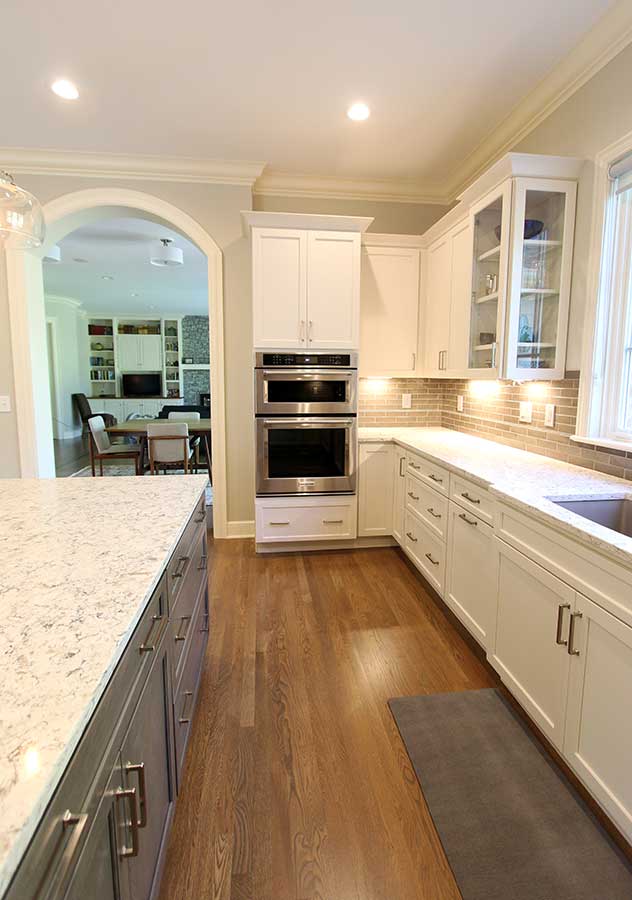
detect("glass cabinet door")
[468,183,511,374]
[506,179,577,379]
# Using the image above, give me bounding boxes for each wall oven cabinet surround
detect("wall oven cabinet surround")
[254,352,358,415]
[256,494,357,544]
[243,212,373,351]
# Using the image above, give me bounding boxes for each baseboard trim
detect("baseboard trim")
[226,520,255,538]
[255,535,397,554]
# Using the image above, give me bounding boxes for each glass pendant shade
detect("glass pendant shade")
[0,172,45,248]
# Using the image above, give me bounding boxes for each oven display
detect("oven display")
[262,353,351,366]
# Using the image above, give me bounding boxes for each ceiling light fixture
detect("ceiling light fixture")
[101,274,114,281]
[0,171,45,247]
[150,238,183,267]
[51,79,79,100]
[43,244,61,263]
[347,102,370,121]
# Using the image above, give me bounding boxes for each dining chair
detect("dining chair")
[168,411,201,471]
[88,415,142,476]
[72,393,116,436]
[147,422,194,475]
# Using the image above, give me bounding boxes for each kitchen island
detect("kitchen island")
[0,474,209,899]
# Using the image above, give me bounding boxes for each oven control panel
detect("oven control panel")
[260,353,353,367]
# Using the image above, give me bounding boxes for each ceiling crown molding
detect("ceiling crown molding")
[253,170,450,205]
[0,148,266,186]
[443,0,632,200]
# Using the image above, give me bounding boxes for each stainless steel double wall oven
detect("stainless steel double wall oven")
[255,352,358,495]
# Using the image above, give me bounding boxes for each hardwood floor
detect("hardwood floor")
[53,435,90,477]
[159,540,493,900]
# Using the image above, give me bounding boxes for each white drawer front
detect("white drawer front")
[405,474,448,540]
[407,452,449,496]
[256,498,357,543]
[450,474,494,525]
[404,511,446,595]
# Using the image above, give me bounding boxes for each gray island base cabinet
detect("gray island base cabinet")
[5,495,209,900]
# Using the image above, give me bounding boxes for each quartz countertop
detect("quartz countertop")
[0,475,208,896]
[359,427,632,565]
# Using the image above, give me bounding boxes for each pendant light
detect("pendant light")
[44,244,62,263]
[150,238,183,267]
[0,171,45,247]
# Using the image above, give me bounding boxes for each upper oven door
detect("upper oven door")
[255,368,357,415]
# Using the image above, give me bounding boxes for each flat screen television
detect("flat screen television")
[122,372,162,397]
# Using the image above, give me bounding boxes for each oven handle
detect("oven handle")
[261,418,356,427]
[261,369,356,377]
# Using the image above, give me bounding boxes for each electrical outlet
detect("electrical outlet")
[457,394,464,412]
[544,403,556,427]
[402,393,412,409]
[0,396,11,413]
[519,400,533,424]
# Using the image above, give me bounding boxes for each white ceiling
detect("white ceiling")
[1,0,615,191]
[43,217,208,315]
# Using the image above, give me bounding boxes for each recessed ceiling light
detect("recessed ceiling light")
[347,102,370,121]
[51,79,79,101]
[73,257,88,263]
[101,274,114,281]
[131,292,139,297]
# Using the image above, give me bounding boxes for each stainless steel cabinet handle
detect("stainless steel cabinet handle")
[555,603,571,645]
[399,456,406,477]
[407,491,419,501]
[197,553,208,571]
[461,492,480,504]
[406,531,418,542]
[567,612,583,656]
[410,462,421,470]
[425,553,440,566]
[179,690,194,725]
[323,519,343,524]
[171,555,189,579]
[45,810,88,894]
[194,509,206,523]
[299,320,306,343]
[491,341,498,369]
[125,763,147,828]
[139,614,168,654]
[175,615,192,642]
[116,788,140,858]
[269,521,290,526]
[427,507,441,519]
[308,320,314,343]
[459,513,478,526]
[428,473,443,484]
[412,352,416,370]
[201,611,210,633]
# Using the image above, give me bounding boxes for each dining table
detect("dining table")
[106,418,212,481]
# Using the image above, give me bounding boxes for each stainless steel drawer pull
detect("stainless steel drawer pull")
[406,531,418,542]
[399,456,406,477]
[269,521,290,526]
[556,603,571,645]
[195,509,206,523]
[171,555,189,579]
[48,810,88,892]
[139,614,168,654]
[323,519,343,524]
[425,553,440,567]
[428,474,443,484]
[125,762,147,828]
[197,553,208,571]
[175,615,192,642]
[427,507,441,519]
[459,513,478,526]
[115,788,140,858]
[201,611,210,633]
[461,491,480,504]
[407,491,419,501]
[567,612,583,656]
[410,462,421,470]
[179,690,194,725]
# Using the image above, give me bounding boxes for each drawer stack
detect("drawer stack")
[404,451,450,595]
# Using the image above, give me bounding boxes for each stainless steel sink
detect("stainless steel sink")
[552,498,632,538]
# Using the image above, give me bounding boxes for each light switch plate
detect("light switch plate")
[457,394,464,412]
[0,395,11,413]
[544,403,556,427]
[519,400,533,423]
[402,393,412,409]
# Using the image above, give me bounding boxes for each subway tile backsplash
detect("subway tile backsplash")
[358,373,632,481]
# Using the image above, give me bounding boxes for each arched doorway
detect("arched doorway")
[5,187,228,537]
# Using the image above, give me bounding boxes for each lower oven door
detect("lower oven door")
[256,417,357,495]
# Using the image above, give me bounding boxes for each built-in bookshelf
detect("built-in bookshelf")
[163,319,182,399]
[88,318,116,396]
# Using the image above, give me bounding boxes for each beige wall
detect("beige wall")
[0,252,21,476]
[254,194,450,234]
[512,41,632,370]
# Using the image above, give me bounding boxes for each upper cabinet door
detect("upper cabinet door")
[466,181,512,377]
[117,334,141,371]
[447,219,473,375]
[253,228,308,348]
[422,234,452,375]
[306,231,360,349]
[360,244,420,376]
[140,335,162,371]
[504,178,577,381]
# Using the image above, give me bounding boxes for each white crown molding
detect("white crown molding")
[443,0,632,200]
[44,293,83,309]
[253,171,450,205]
[0,148,266,186]
[241,209,374,236]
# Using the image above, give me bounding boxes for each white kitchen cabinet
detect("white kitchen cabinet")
[392,450,407,546]
[252,227,360,350]
[117,333,141,371]
[122,399,163,419]
[422,233,452,375]
[564,592,632,842]
[404,510,446,596]
[358,443,394,537]
[117,334,163,372]
[360,240,421,376]
[491,538,574,750]
[256,495,357,544]
[446,218,473,375]
[445,503,495,649]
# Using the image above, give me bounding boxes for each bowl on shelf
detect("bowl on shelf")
[495,219,544,242]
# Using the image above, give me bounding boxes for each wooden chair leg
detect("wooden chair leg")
[89,438,96,477]
[99,458,103,476]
